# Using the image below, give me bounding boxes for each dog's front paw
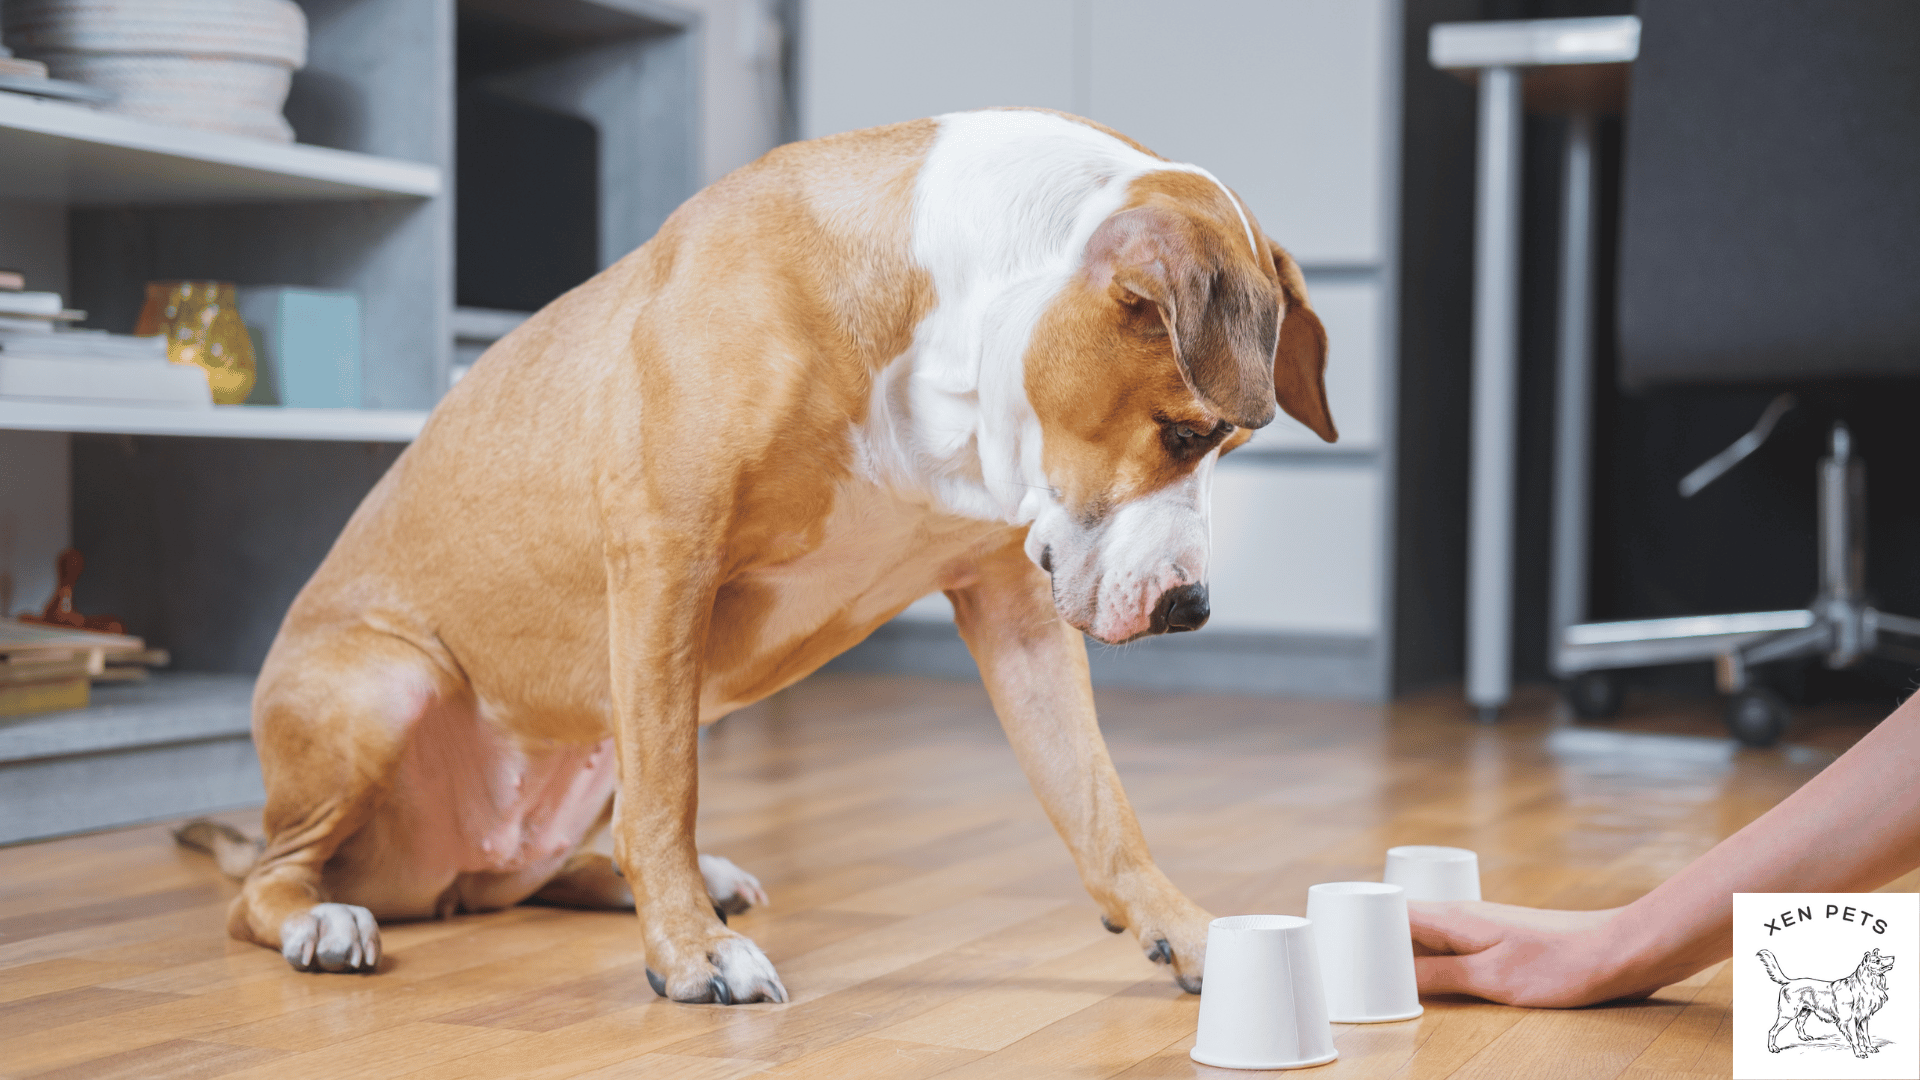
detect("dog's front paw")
[280,902,380,973]
[647,930,786,1005]
[1116,896,1211,995]
[699,853,769,917]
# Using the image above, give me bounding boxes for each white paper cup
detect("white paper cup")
[1383,845,1481,902]
[1190,915,1339,1071]
[1306,882,1423,1023]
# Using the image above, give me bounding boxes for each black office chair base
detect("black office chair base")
[1556,423,1920,745]
[1724,688,1791,748]
[1562,671,1623,722]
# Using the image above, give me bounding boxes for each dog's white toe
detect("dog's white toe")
[281,902,381,973]
[647,933,787,1004]
[699,854,769,915]
[710,935,786,1003]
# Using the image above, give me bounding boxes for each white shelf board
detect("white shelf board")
[0,673,254,765]
[0,91,441,204]
[0,400,426,441]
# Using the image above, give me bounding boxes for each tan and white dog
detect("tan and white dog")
[196,108,1334,1005]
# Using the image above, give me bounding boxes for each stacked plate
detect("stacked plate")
[3,0,307,141]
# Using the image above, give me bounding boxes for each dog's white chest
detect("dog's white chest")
[699,482,1007,719]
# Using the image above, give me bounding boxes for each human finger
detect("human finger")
[1416,951,1499,999]
[1407,901,1502,956]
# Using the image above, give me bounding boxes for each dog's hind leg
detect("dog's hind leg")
[1768,1003,1797,1052]
[530,849,767,921]
[229,626,457,973]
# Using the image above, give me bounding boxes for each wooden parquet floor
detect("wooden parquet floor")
[2,674,1912,1079]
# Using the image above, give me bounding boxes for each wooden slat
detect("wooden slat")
[23,1037,285,1080]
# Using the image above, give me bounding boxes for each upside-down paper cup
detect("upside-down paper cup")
[1383,845,1481,902]
[1306,882,1423,1023]
[1190,915,1338,1071]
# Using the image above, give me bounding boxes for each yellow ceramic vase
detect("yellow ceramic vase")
[135,281,256,405]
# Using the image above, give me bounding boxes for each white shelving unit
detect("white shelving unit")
[0,92,442,203]
[0,673,259,845]
[0,0,706,843]
[0,401,427,441]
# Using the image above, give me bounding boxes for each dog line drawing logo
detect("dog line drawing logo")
[1757,948,1896,1059]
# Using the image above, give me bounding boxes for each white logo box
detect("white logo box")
[1732,891,1917,1080]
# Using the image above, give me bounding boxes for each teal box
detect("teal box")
[238,287,361,408]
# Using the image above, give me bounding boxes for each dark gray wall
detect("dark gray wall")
[1391,0,1480,693]
[1394,0,1629,695]
[70,436,403,674]
[1397,0,1920,707]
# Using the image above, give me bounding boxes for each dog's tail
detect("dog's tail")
[174,819,263,879]
[1757,949,1791,985]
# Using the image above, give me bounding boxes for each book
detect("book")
[0,330,169,362]
[0,656,93,685]
[0,292,62,317]
[0,57,50,80]
[0,621,146,669]
[0,354,214,406]
[0,677,88,718]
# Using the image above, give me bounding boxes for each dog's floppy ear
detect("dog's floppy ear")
[1085,207,1280,429]
[1266,239,1337,443]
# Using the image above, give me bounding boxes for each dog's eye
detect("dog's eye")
[1158,417,1233,458]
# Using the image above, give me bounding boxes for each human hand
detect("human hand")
[1408,900,1647,1008]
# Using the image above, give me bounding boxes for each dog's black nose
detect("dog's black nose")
[1153,583,1209,634]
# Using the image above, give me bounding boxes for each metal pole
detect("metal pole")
[1467,66,1523,720]
[1549,114,1596,676]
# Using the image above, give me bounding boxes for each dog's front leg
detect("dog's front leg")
[604,537,786,1005]
[948,539,1213,993]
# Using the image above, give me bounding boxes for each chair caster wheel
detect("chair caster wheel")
[1726,688,1790,747]
[1564,671,1623,721]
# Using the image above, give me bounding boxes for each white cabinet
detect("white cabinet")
[803,0,1391,266]
[1208,462,1380,634]
[1086,0,1391,267]
[1251,278,1382,451]
[801,0,1078,133]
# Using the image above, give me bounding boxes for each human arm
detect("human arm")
[1409,691,1920,1007]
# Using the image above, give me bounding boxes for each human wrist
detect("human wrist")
[1587,900,1720,1000]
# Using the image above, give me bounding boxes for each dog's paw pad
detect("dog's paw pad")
[281,903,380,973]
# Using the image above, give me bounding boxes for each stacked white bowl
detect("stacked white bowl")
[3,0,307,141]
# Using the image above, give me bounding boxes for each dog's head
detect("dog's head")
[1861,949,1895,977]
[1021,171,1335,643]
